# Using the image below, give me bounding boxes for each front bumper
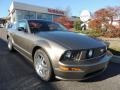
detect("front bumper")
[54,54,112,80]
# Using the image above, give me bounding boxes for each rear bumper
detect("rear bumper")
[54,55,112,80]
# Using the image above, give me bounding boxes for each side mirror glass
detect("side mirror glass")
[18,27,24,31]
[18,27,27,32]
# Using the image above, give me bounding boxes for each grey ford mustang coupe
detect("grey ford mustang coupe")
[7,20,112,81]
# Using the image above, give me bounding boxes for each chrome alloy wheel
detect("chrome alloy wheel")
[8,38,13,51]
[34,52,49,79]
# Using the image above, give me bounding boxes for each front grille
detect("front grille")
[61,47,106,62]
[70,51,83,61]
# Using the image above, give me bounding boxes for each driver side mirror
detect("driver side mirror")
[18,27,27,32]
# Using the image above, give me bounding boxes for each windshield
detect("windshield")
[28,20,68,33]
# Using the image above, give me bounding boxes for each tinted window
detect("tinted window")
[28,20,67,33]
[7,23,13,29]
[6,23,16,29]
[11,24,17,29]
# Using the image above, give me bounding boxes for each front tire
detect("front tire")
[8,38,14,51]
[34,49,53,81]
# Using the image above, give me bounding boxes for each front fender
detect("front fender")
[32,40,66,68]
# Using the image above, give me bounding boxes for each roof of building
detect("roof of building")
[9,1,66,16]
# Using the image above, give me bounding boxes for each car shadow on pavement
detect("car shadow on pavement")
[81,62,120,82]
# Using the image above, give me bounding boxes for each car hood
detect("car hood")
[36,31,106,49]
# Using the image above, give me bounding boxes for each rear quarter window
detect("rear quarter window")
[7,23,16,30]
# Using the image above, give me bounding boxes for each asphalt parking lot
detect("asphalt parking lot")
[0,29,120,90]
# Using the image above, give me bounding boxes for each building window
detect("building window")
[16,10,36,20]
[24,11,36,19]
[53,15,61,20]
[37,13,52,21]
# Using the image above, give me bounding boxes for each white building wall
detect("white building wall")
[9,1,67,23]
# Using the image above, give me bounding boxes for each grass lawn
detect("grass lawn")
[108,40,120,56]
[75,30,103,37]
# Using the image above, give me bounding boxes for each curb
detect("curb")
[110,55,120,64]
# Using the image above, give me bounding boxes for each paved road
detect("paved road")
[0,29,120,90]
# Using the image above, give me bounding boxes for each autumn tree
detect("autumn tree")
[89,6,120,31]
[115,7,120,27]
[54,16,73,29]
[89,19,102,30]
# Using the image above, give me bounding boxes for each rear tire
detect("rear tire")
[34,49,53,82]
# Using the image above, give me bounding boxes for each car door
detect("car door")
[13,20,33,57]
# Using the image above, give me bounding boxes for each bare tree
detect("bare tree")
[65,6,72,17]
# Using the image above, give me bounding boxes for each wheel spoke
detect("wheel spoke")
[34,52,49,78]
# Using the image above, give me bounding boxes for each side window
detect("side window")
[12,23,17,30]
[18,21,28,32]
[18,21,27,29]
[7,23,13,29]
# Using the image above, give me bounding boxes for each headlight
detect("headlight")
[106,46,107,50]
[61,50,82,61]
[100,48,105,53]
[88,50,93,58]
[100,47,107,53]
[64,50,72,58]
